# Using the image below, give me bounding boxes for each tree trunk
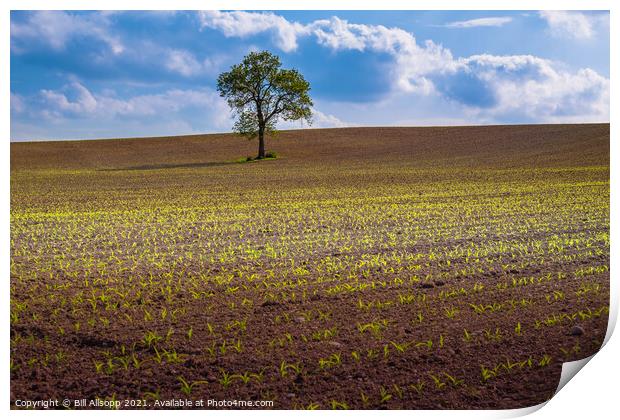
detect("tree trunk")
[257,126,265,159]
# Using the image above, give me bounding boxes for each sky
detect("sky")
[9,10,610,141]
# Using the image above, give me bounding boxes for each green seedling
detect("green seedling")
[409,380,425,394]
[538,355,552,367]
[219,370,234,388]
[280,361,303,377]
[389,341,410,353]
[330,400,349,410]
[177,376,208,395]
[443,372,464,386]
[379,386,392,403]
[428,374,446,389]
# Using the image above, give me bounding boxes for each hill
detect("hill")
[11,124,610,171]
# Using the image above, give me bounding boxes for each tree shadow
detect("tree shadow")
[99,161,238,171]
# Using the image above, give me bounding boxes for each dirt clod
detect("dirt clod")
[570,326,585,336]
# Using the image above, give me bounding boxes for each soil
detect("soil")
[10,124,610,409]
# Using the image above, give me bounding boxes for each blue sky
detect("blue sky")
[10,10,610,141]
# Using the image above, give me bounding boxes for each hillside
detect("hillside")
[11,124,610,171]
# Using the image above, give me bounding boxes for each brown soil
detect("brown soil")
[10,124,610,410]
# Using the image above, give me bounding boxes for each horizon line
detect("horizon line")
[10,121,611,144]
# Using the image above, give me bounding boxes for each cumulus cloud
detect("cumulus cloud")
[538,11,597,40]
[41,82,98,115]
[198,10,309,52]
[10,11,610,140]
[311,110,349,128]
[17,80,352,139]
[12,81,234,140]
[444,17,513,28]
[11,11,124,54]
[200,11,609,123]
[35,81,232,130]
[310,17,460,94]
[277,108,348,130]
[199,12,458,94]
[449,55,609,122]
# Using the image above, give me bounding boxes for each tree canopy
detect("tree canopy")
[217,50,313,159]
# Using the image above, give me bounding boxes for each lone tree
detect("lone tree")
[217,50,313,159]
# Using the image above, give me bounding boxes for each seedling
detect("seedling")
[428,374,446,389]
[360,391,370,407]
[481,365,497,382]
[538,355,552,367]
[389,341,410,353]
[444,307,459,319]
[219,370,234,388]
[379,386,392,403]
[280,361,303,377]
[232,371,252,384]
[443,372,463,386]
[177,376,208,395]
[330,400,349,410]
[319,353,341,370]
[142,331,162,348]
[392,384,404,398]
[409,380,425,394]
[415,339,433,350]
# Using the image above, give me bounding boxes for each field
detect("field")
[10,124,610,409]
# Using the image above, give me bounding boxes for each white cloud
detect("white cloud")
[311,17,460,94]
[164,49,224,77]
[460,55,609,122]
[165,49,204,76]
[199,12,458,95]
[11,11,124,54]
[462,54,551,72]
[199,11,608,123]
[11,11,610,140]
[277,108,348,130]
[311,110,349,128]
[36,82,232,129]
[444,17,513,28]
[312,17,366,51]
[41,82,98,115]
[17,81,353,140]
[12,81,235,140]
[197,10,309,53]
[307,91,483,129]
[538,11,596,40]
